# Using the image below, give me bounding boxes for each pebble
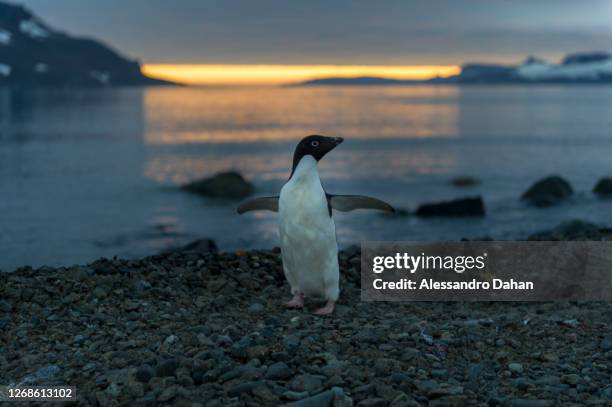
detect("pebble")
[282,387,344,407]
[265,361,293,380]
[1,247,610,406]
[92,287,107,299]
[356,398,387,407]
[505,400,554,407]
[290,374,324,393]
[134,364,155,383]
[228,380,265,397]
[508,363,524,374]
[155,358,179,377]
[0,300,13,312]
[600,335,612,351]
[248,303,265,313]
[157,385,177,402]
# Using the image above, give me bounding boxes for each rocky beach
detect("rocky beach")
[1,231,612,407]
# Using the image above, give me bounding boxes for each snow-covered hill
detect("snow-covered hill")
[517,53,612,82]
[0,1,170,87]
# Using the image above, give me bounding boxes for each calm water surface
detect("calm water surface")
[1,85,612,270]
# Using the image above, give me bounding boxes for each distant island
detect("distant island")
[299,52,612,86]
[0,1,172,87]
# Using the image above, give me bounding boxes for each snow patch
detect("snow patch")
[518,58,612,80]
[90,71,110,84]
[20,19,49,39]
[0,63,11,76]
[35,63,48,73]
[0,29,11,45]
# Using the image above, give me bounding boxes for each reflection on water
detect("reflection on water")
[1,85,612,270]
[144,144,458,186]
[144,86,459,144]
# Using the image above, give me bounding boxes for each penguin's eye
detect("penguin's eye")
[310,140,320,147]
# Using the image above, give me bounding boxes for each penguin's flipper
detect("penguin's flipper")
[327,194,395,213]
[237,196,279,214]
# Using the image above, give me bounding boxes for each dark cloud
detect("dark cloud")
[18,0,612,64]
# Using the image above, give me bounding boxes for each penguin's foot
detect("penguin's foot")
[285,293,304,308]
[314,300,335,315]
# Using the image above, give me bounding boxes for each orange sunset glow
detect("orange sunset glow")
[142,64,461,85]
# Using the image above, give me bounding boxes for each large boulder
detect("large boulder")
[180,238,218,253]
[593,177,612,197]
[182,171,254,199]
[415,196,485,217]
[521,176,573,207]
[450,176,481,187]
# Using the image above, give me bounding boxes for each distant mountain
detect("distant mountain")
[297,76,422,86]
[0,1,172,87]
[300,52,612,86]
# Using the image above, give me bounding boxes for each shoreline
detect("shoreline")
[1,245,611,406]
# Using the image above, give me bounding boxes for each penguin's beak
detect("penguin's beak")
[326,136,343,154]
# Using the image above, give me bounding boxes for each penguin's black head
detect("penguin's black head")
[291,135,343,173]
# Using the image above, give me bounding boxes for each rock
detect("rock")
[540,352,559,363]
[218,365,251,382]
[290,374,324,393]
[561,373,580,385]
[373,358,401,375]
[134,364,155,383]
[179,238,218,253]
[0,300,12,313]
[508,363,523,374]
[429,396,467,407]
[252,384,279,404]
[356,398,387,407]
[265,362,293,380]
[450,176,481,187]
[521,175,573,207]
[505,400,554,407]
[123,381,145,398]
[333,390,354,407]
[284,390,310,401]
[248,303,265,313]
[415,196,485,217]
[246,345,269,360]
[593,177,612,196]
[600,335,612,351]
[282,387,345,407]
[30,365,61,383]
[228,380,266,397]
[466,363,483,384]
[92,287,107,299]
[528,219,602,240]
[155,358,179,377]
[182,171,254,199]
[157,385,177,402]
[389,393,419,407]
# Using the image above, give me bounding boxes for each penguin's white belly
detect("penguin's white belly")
[279,174,339,300]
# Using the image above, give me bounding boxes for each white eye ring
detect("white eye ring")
[311,140,319,147]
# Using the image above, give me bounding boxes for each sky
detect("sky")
[14,0,612,83]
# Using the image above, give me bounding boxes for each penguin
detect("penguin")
[237,135,394,314]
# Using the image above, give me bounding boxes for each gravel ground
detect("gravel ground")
[1,246,611,407]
